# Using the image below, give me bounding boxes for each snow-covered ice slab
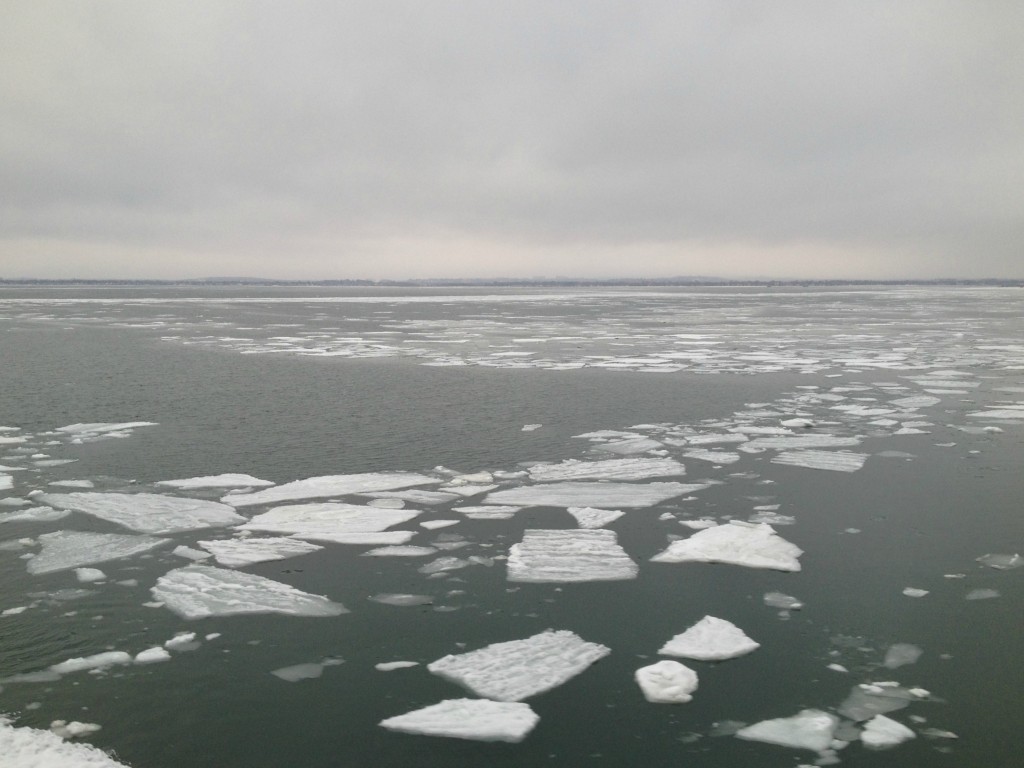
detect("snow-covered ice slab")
[0,506,71,524]
[453,505,521,520]
[294,531,416,545]
[238,503,420,535]
[508,529,638,582]
[861,714,916,749]
[36,492,244,534]
[380,698,539,743]
[635,660,698,703]
[484,482,707,509]
[224,472,440,507]
[50,651,133,675]
[428,629,610,701]
[27,531,171,575]
[771,450,868,472]
[0,716,132,767]
[735,709,839,751]
[650,522,802,571]
[152,565,347,619]
[366,489,461,505]
[197,537,323,567]
[158,473,274,489]
[567,506,624,529]
[684,449,740,464]
[741,435,862,451]
[659,616,760,661]
[527,457,685,483]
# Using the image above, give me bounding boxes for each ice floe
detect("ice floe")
[379,698,539,742]
[770,450,868,472]
[763,592,802,610]
[49,720,102,739]
[527,457,686,482]
[484,481,707,508]
[0,716,131,767]
[271,659,342,682]
[428,629,610,701]
[158,473,274,489]
[683,449,740,464]
[362,545,436,557]
[507,529,638,582]
[634,660,698,703]
[376,661,419,671]
[650,522,802,571]
[453,505,520,520]
[55,422,158,442]
[861,714,916,749]
[134,647,171,664]
[224,472,440,507]
[740,435,862,451]
[976,553,1023,570]
[27,531,171,575]
[197,537,323,567]
[735,709,838,751]
[566,506,624,528]
[0,506,71,524]
[658,616,760,661]
[36,492,244,534]
[74,568,106,583]
[152,565,347,619]
[50,651,133,675]
[238,502,420,536]
[883,643,922,669]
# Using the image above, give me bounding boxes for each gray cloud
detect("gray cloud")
[2,1,1022,278]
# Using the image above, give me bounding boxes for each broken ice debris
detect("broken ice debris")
[50,651,132,675]
[683,449,740,464]
[650,522,802,572]
[453,505,520,520]
[376,661,419,671]
[74,568,106,583]
[151,565,347,619]
[634,660,698,703]
[237,502,420,536]
[742,435,862,451]
[527,457,686,483]
[362,545,436,557]
[484,481,707,509]
[0,716,131,767]
[883,643,922,669]
[428,629,609,701]
[735,709,838,752]
[770,450,868,472]
[369,593,433,606]
[763,592,802,610]
[27,531,171,575]
[134,647,171,664]
[567,506,624,529]
[902,587,929,598]
[380,698,539,743]
[158,473,274,489]
[49,720,102,739]
[271,659,342,682]
[976,553,1023,570]
[861,714,916,749]
[0,506,72,525]
[56,422,158,442]
[838,683,917,721]
[224,472,439,507]
[196,537,322,567]
[36,492,244,534]
[507,529,638,583]
[659,616,760,661]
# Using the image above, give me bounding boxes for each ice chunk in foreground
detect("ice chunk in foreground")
[37,492,244,533]
[0,716,131,767]
[428,629,610,701]
[771,450,868,472]
[650,522,802,572]
[527,457,685,483]
[861,714,916,749]
[567,506,624,529]
[224,472,440,507]
[134,647,171,664]
[74,568,106,583]
[49,720,102,739]
[197,537,322,567]
[28,531,171,575]
[735,709,838,751]
[659,616,759,661]
[238,503,420,536]
[635,660,698,703]
[507,529,638,582]
[152,565,347,619]
[484,481,706,509]
[380,698,539,743]
[158,473,274,489]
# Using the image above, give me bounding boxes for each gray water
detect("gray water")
[0,286,1021,767]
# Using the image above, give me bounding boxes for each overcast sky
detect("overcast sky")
[2,1,1022,280]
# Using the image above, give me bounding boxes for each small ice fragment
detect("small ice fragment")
[369,593,433,606]
[861,714,916,749]
[2,606,28,616]
[49,720,102,739]
[197,537,322,568]
[902,587,929,598]
[380,698,539,742]
[976,553,1023,570]
[763,592,803,610]
[367,497,404,508]
[684,449,741,464]
[679,518,717,530]
[838,684,915,721]
[521,424,542,431]
[634,660,698,703]
[884,643,922,669]
[420,520,459,530]
[650,522,802,572]
[158,473,275,489]
[566,506,624,529]
[528,457,686,483]
[735,709,839,751]
[826,663,848,673]
[134,647,171,664]
[271,663,326,681]
[375,661,419,671]
[920,727,958,739]
[0,506,72,525]
[453,505,520,520]
[362,545,436,557]
[771,450,868,472]
[172,545,211,561]
[507,529,638,582]
[780,418,815,428]
[419,556,471,575]
[428,629,609,701]
[966,588,1000,600]
[28,531,171,575]
[74,568,106,583]
[50,651,132,675]
[659,616,759,661]
[48,480,95,489]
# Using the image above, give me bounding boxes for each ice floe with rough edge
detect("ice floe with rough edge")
[0,716,132,767]
[659,616,760,661]
[567,506,624,528]
[861,714,916,749]
[224,472,440,506]
[379,698,539,742]
[428,629,610,701]
[197,537,323,567]
[735,709,839,751]
[635,660,699,703]
[507,529,638,582]
[650,522,802,572]
[158,473,274,489]
[27,531,171,574]
[238,503,420,535]
[484,481,708,508]
[770,450,868,472]
[36,492,244,534]
[527,457,685,483]
[151,564,347,619]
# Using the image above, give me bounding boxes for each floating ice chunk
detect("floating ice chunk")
[271,661,340,682]
[780,418,815,428]
[293,531,416,545]
[420,519,459,530]
[595,437,663,455]
[684,449,740,464]
[453,505,520,520]
[771,450,868,472]
[484,481,707,509]
[74,568,106,583]
[521,424,542,431]
[418,556,471,575]
[164,632,198,651]
[528,457,685,483]
[976,553,1023,570]
[507,529,638,583]
[2,606,28,616]
[838,684,916,721]
[741,435,862,451]
[966,409,1024,419]
[438,483,496,497]
[735,709,839,752]
[134,647,171,664]
[763,592,802,610]
[152,565,347,619]
[369,593,433,606]
[380,698,539,743]
[884,643,922,668]
[376,661,419,671]
[902,587,929,598]
[748,510,795,525]
[861,714,916,749]
[172,545,210,561]
[634,660,698,703]
[367,489,461,505]
[197,537,322,567]
[685,433,749,445]
[239,503,420,536]
[224,472,440,507]
[48,480,95,489]
[56,422,158,441]
[367,497,404,508]
[37,492,244,534]
[28,531,171,575]
[158,473,274,489]
[0,716,131,767]
[966,588,1000,600]
[50,651,132,675]
[428,629,609,701]
[0,507,71,524]
[49,720,102,739]
[827,663,849,673]
[651,522,802,571]
[567,506,624,529]
[890,395,941,408]
[658,616,759,661]
[362,545,436,557]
